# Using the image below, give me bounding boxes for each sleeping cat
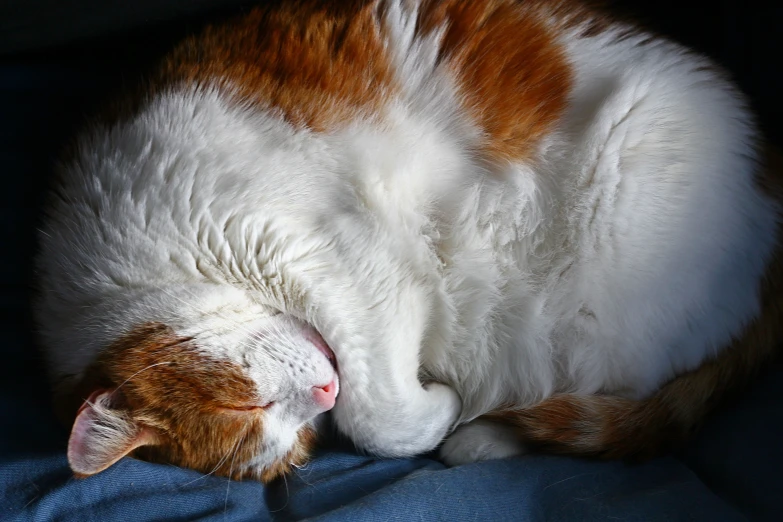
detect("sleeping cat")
[35,0,783,483]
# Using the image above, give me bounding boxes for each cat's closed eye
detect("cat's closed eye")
[218,402,274,413]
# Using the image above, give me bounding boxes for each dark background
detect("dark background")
[0,1,780,518]
[2,1,782,138]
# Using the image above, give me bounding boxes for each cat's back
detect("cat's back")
[511,13,780,399]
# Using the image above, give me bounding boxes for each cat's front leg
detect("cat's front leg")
[320,305,462,456]
[308,256,462,456]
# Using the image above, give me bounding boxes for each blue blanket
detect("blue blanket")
[2,60,781,522]
[0,445,752,521]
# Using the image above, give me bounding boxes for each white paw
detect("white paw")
[439,420,527,467]
[381,381,462,456]
[332,380,462,458]
[398,381,462,454]
[423,381,462,428]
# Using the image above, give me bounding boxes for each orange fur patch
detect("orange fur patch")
[152,1,397,132]
[65,323,316,483]
[97,0,616,163]
[416,0,575,163]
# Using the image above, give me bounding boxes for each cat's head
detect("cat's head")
[61,312,338,483]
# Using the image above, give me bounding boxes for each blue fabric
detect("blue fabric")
[0,446,751,521]
[2,55,781,522]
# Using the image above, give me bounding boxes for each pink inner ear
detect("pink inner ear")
[68,389,157,477]
[75,388,111,418]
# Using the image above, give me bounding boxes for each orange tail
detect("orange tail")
[486,146,783,461]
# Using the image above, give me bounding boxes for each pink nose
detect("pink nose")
[312,380,337,410]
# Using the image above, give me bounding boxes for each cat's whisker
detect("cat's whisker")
[181,441,237,486]
[269,471,291,513]
[224,427,248,514]
[111,361,174,396]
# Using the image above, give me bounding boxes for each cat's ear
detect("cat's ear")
[67,389,159,477]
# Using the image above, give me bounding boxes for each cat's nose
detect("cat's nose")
[312,380,337,410]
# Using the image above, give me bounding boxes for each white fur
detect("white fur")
[36,1,779,467]
[439,420,527,467]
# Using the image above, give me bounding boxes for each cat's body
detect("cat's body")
[36,0,782,481]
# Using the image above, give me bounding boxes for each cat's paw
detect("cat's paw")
[414,381,462,447]
[334,380,462,457]
[378,381,462,456]
[423,381,462,426]
[439,420,527,466]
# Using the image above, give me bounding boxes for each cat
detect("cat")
[35,0,783,483]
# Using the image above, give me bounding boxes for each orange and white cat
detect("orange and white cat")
[35,0,783,482]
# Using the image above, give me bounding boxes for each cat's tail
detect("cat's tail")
[485,146,783,461]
